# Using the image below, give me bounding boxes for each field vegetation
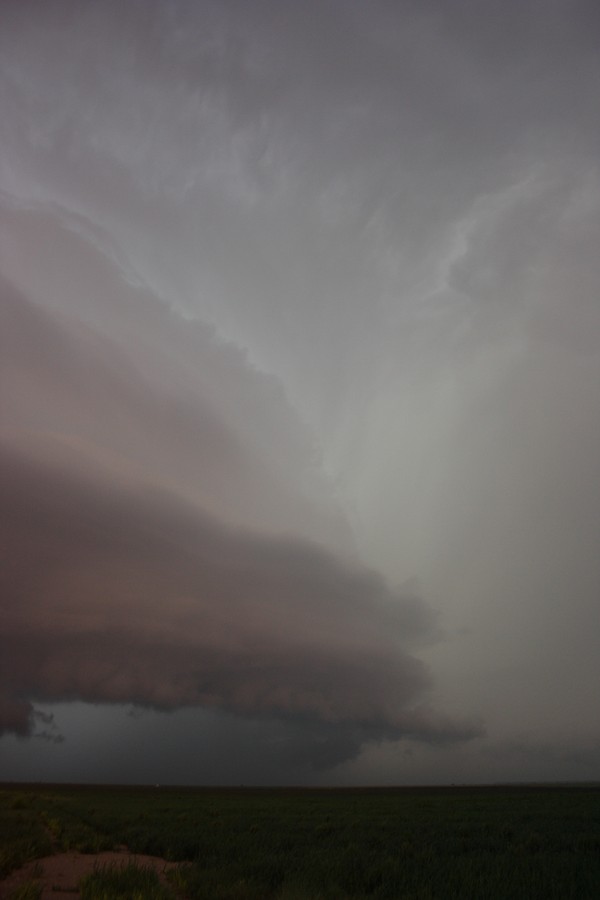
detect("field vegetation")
[79,860,173,899]
[1,783,600,898]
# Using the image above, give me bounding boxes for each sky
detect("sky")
[1,0,599,785]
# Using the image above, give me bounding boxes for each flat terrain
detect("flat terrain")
[1,783,600,898]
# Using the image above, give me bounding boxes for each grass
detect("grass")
[79,861,174,899]
[1,783,600,898]
[7,880,42,900]
[0,791,53,878]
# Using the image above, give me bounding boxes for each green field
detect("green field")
[1,783,600,898]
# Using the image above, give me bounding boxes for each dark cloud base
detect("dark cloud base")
[1,264,481,768]
[0,432,479,759]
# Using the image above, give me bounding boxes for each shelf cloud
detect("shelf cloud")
[1,265,478,762]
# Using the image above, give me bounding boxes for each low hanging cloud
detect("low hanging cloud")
[0,244,480,760]
[0,436,477,749]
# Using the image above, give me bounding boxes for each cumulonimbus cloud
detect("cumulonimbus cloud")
[0,241,480,752]
[0,436,477,744]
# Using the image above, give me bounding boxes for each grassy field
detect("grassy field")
[1,783,600,898]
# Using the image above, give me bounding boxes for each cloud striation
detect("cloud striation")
[0,251,478,762]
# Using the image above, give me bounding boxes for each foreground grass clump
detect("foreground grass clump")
[0,790,53,878]
[7,881,43,900]
[79,861,174,899]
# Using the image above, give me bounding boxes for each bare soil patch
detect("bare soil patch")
[0,848,179,899]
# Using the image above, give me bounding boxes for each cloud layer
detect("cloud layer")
[0,254,477,759]
[1,0,599,782]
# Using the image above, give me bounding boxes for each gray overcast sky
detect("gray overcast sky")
[1,0,600,785]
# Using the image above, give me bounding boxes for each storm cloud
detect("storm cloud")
[0,435,450,737]
[0,264,476,760]
[1,0,600,782]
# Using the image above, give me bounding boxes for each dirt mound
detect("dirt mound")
[0,848,179,899]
